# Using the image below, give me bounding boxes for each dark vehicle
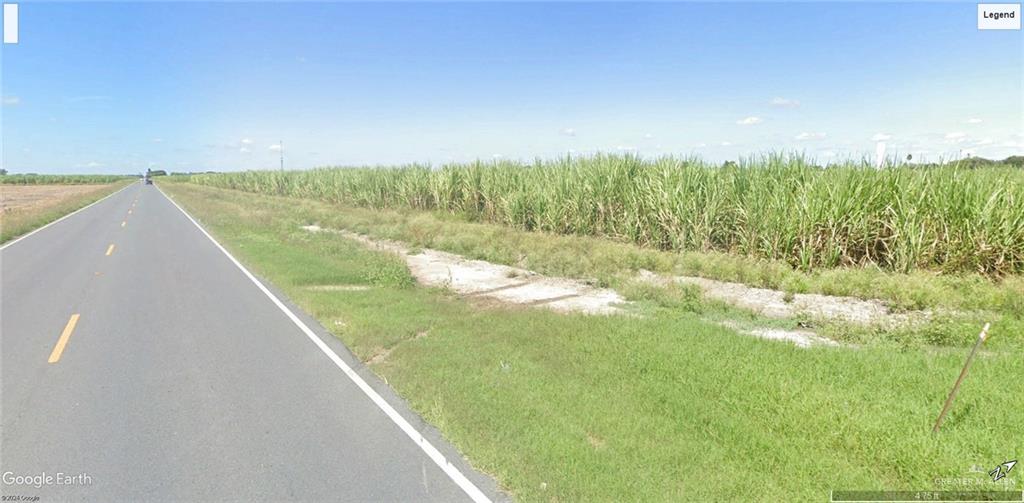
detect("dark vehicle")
[144,175,153,185]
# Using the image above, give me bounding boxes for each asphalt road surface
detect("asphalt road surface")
[1,182,504,502]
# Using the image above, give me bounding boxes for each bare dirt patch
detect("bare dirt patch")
[0,184,112,213]
[302,225,627,315]
[366,346,393,366]
[365,330,427,366]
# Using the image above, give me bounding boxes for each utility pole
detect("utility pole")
[279,140,284,171]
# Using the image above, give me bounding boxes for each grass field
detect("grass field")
[0,181,133,243]
[186,154,1024,276]
[161,181,1023,501]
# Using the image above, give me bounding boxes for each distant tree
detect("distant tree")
[0,168,7,175]
[150,170,168,176]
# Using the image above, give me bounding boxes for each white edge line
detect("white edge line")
[0,182,134,251]
[155,184,493,503]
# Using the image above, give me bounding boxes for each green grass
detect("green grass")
[186,154,1024,276]
[161,181,1024,502]
[0,181,132,243]
[0,174,135,184]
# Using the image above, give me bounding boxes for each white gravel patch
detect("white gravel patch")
[717,321,841,348]
[748,327,840,348]
[302,224,897,347]
[302,225,626,315]
[637,269,918,326]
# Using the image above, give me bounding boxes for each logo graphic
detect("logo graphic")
[989,460,1017,482]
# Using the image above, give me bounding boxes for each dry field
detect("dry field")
[1,184,112,213]
[0,183,128,242]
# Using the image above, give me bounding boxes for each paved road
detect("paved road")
[1,182,503,502]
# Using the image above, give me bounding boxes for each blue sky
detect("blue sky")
[1,2,1021,174]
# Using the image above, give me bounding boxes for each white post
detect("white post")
[874,142,886,169]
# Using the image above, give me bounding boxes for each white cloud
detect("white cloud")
[2,96,20,106]
[616,145,636,152]
[872,133,892,142]
[643,133,654,139]
[966,118,983,124]
[268,144,282,152]
[769,97,800,108]
[973,138,994,146]
[736,116,762,126]
[945,132,968,143]
[239,147,251,154]
[241,138,253,145]
[720,141,733,146]
[492,154,503,159]
[560,128,576,137]
[695,143,708,148]
[795,132,827,141]
[152,138,164,143]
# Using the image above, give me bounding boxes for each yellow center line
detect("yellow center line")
[48,314,81,363]
[105,244,115,256]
